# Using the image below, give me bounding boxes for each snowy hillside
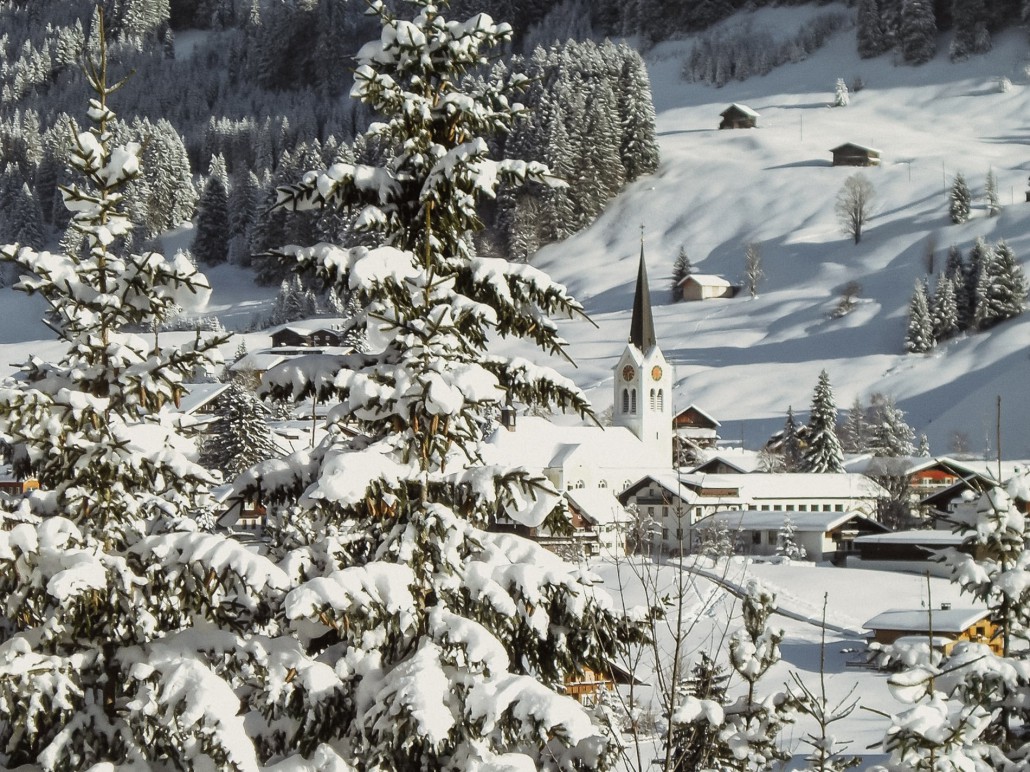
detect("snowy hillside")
[531,4,1030,457]
[1,4,1027,458]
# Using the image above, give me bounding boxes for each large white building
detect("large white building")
[619,471,888,554]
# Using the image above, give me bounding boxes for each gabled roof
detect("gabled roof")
[618,473,695,506]
[675,404,721,428]
[721,103,759,118]
[629,244,657,352]
[864,608,990,634]
[695,509,887,533]
[830,142,881,154]
[565,489,633,526]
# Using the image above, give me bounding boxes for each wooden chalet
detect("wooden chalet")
[864,608,1001,656]
[562,661,644,704]
[719,103,759,129]
[270,326,345,348]
[830,142,881,167]
[672,404,721,449]
[0,473,39,497]
[678,273,738,301]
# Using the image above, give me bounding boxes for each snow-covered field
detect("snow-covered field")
[594,555,975,769]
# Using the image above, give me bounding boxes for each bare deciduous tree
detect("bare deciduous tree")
[744,241,764,298]
[835,173,875,244]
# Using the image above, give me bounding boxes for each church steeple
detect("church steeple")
[614,238,672,467]
[629,241,656,352]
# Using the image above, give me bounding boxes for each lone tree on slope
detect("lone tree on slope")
[949,172,971,224]
[835,173,875,245]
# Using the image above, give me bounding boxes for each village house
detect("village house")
[270,325,346,348]
[694,509,889,561]
[830,142,881,166]
[864,607,1001,656]
[719,103,759,129]
[619,472,887,554]
[678,273,738,301]
[849,529,966,576]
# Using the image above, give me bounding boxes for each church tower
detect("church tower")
[614,244,673,464]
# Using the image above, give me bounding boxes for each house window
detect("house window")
[649,389,656,410]
[573,480,585,489]
[662,528,669,539]
[761,505,770,511]
[786,505,795,511]
[631,389,637,414]
[598,480,608,489]
[751,532,761,544]
[768,530,778,543]
[773,505,782,511]
[823,504,832,512]
[798,504,807,512]
[675,528,683,541]
[835,504,844,512]
[622,389,629,413]
[658,389,664,411]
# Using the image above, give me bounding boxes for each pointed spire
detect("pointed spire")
[629,238,657,352]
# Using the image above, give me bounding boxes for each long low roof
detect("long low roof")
[854,530,964,546]
[864,608,990,633]
[695,509,882,532]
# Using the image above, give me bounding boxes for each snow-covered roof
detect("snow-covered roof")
[853,530,965,546]
[176,381,230,414]
[690,451,762,474]
[565,489,633,525]
[682,472,887,500]
[722,103,759,118]
[830,142,881,154]
[695,509,881,533]
[864,608,990,634]
[680,273,733,288]
[269,317,348,335]
[229,351,291,373]
[843,455,988,479]
[484,416,668,474]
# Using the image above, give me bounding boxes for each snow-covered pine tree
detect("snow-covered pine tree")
[833,77,850,107]
[857,0,890,58]
[958,236,991,330]
[801,370,845,473]
[949,172,971,224]
[240,1,645,767]
[950,0,989,61]
[0,13,293,768]
[984,168,1000,216]
[669,652,735,770]
[200,378,281,479]
[936,469,1030,761]
[917,433,931,456]
[616,42,660,182]
[777,515,807,560]
[905,279,935,353]
[931,273,960,342]
[974,239,1027,330]
[670,245,692,301]
[192,152,230,265]
[722,580,795,771]
[839,396,869,455]
[744,241,763,298]
[944,243,964,280]
[900,0,938,65]
[868,396,916,457]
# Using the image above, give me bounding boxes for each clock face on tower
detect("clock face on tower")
[622,365,635,382]
[651,365,663,381]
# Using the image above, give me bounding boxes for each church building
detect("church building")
[486,245,674,495]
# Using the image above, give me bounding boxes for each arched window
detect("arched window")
[631,389,637,414]
[598,480,608,489]
[657,389,664,411]
[649,389,656,410]
[573,480,585,489]
[621,389,629,413]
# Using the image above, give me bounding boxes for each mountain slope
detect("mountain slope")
[534,5,1030,457]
